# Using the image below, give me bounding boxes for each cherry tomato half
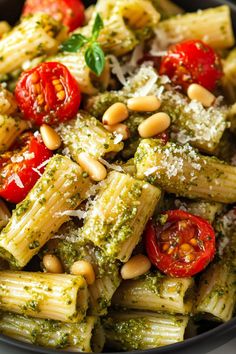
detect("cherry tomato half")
[15,62,81,126]
[145,210,215,277]
[23,0,85,32]
[159,40,223,92]
[0,132,53,203]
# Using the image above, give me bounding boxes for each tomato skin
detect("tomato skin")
[145,210,216,278]
[159,40,223,92]
[0,132,53,204]
[15,62,81,126]
[23,0,85,31]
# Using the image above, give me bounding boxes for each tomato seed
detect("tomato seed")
[57,91,65,100]
[55,84,63,92]
[190,238,198,246]
[31,71,39,84]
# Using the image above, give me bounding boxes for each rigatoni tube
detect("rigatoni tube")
[49,221,122,316]
[81,171,161,261]
[0,271,88,323]
[0,155,92,268]
[0,86,17,115]
[78,0,160,57]
[195,263,236,322]
[157,5,235,49]
[112,272,194,314]
[223,48,236,103]
[103,311,189,350]
[56,111,123,161]
[0,115,29,153]
[0,313,104,352]
[48,52,110,95]
[0,13,66,76]
[135,139,236,204]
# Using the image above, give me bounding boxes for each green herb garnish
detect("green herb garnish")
[60,14,105,76]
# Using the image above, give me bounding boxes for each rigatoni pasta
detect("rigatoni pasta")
[50,221,121,316]
[112,272,194,314]
[81,171,161,261]
[77,0,160,57]
[0,85,17,115]
[0,313,104,352]
[157,5,235,49]
[103,311,189,350]
[135,139,236,203]
[0,115,29,153]
[0,13,66,77]
[48,52,110,95]
[56,111,123,161]
[195,262,236,322]
[0,155,92,268]
[0,271,88,323]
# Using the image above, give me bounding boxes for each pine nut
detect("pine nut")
[104,123,130,140]
[187,83,215,107]
[40,124,62,150]
[127,96,161,112]
[121,254,151,280]
[102,103,129,125]
[138,112,171,138]
[77,152,107,182]
[43,254,64,274]
[70,260,95,285]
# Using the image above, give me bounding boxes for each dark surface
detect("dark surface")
[0,0,236,354]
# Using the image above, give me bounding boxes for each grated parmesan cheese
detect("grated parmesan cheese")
[8,173,24,188]
[99,157,124,172]
[32,168,42,177]
[11,156,24,163]
[144,166,159,176]
[37,158,51,170]
[23,152,35,160]
[107,54,127,85]
[55,209,87,219]
[113,133,123,145]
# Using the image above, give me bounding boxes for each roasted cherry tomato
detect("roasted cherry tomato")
[145,210,215,277]
[23,0,85,32]
[0,132,53,203]
[15,62,81,126]
[159,40,223,92]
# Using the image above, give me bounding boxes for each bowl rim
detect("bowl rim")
[0,0,236,353]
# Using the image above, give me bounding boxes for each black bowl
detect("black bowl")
[0,0,236,353]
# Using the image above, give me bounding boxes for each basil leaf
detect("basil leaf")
[92,13,104,41]
[85,42,105,76]
[61,34,88,53]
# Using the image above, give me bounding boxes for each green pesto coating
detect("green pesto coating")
[103,311,188,350]
[0,155,91,268]
[0,312,100,351]
[48,221,120,278]
[135,138,236,203]
[103,316,148,350]
[81,171,160,261]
